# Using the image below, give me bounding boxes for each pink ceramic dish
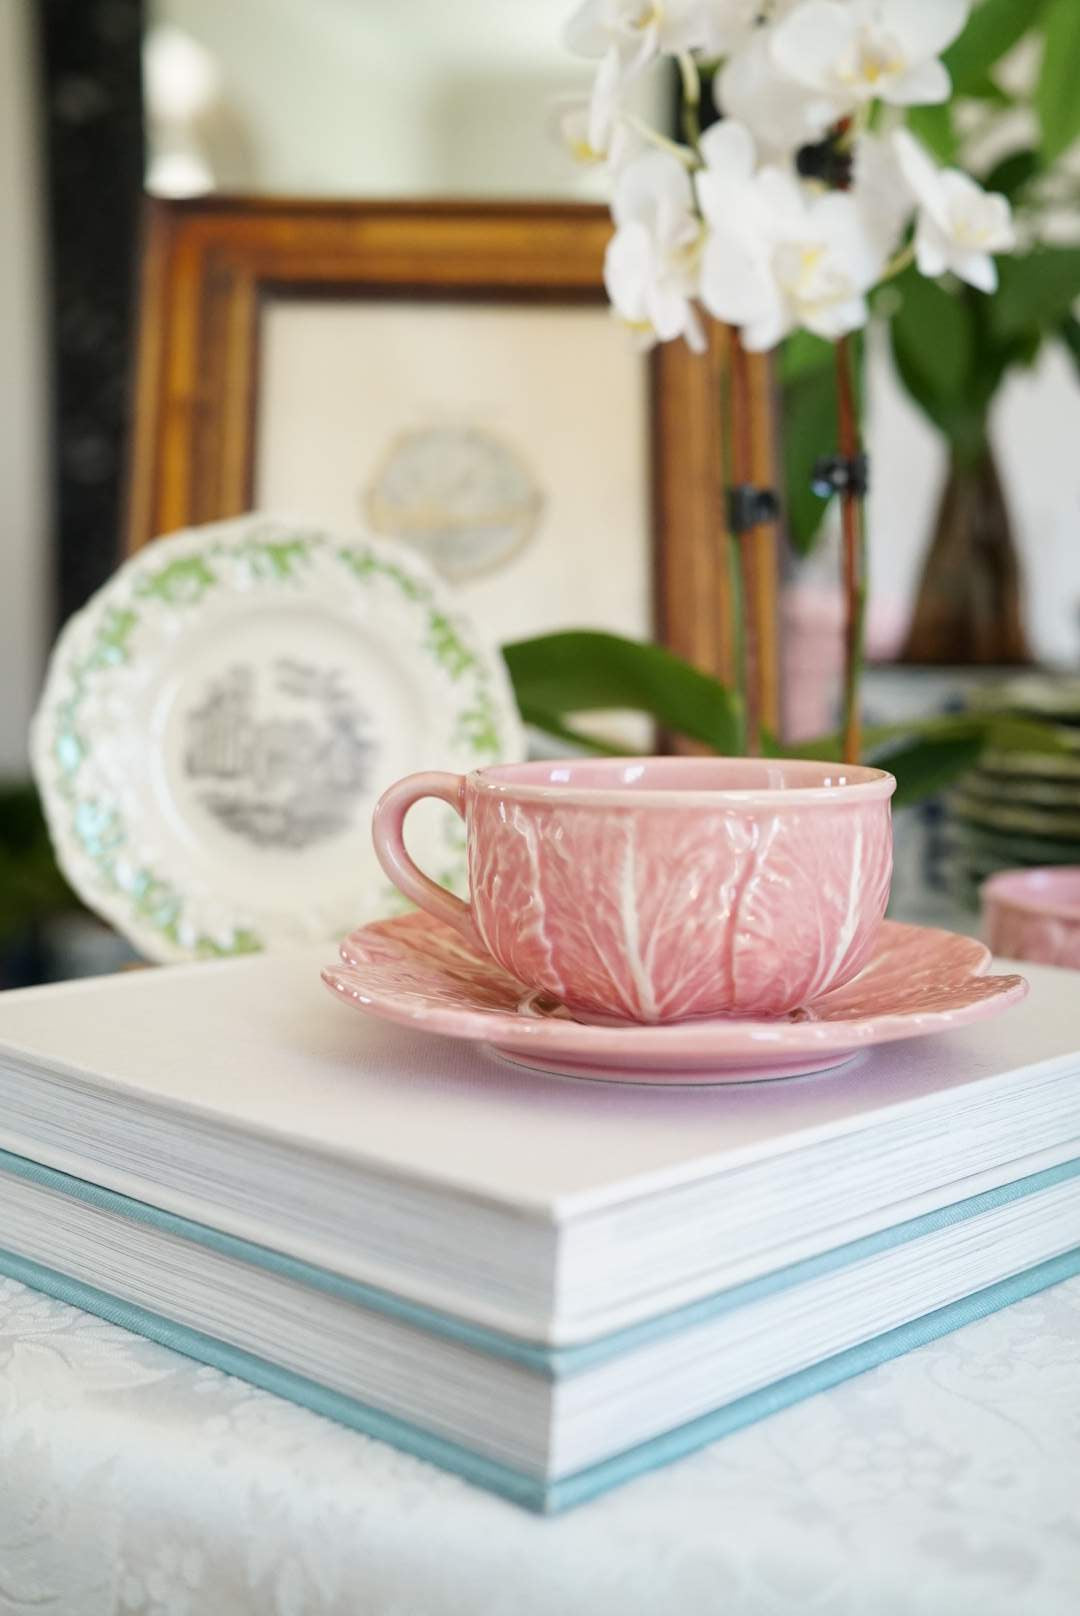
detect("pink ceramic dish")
[982,867,1080,970]
[372,757,895,1025]
[323,912,1027,1086]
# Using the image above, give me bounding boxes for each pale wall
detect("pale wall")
[0,0,50,773]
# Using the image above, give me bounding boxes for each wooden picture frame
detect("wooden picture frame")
[127,196,778,724]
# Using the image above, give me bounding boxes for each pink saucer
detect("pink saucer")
[322,913,1027,1086]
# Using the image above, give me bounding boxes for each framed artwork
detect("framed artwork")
[127,197,778,724]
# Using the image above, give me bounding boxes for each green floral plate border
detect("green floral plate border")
[31,515,524,962]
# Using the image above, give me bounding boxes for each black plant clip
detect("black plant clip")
[726,483,780,534]
[810,453,869,499]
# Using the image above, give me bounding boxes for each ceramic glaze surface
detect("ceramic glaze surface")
[324,912,1027,1086]
[373,758,895,1024]
[468,787,892,1021]
[982,867,1080,969]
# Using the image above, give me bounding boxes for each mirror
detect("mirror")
[143,0,1080,686]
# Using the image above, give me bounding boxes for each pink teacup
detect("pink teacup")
[372,757,895,1024]
[982,867,1080,970]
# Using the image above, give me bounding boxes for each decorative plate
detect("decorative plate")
[950,790,1080,839]
[323,913,1028,1086]
[960,768,1080,811]
[32,516,523,962]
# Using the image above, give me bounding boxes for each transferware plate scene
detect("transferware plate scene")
[323,913,1028,1085]
[31,516,523,962]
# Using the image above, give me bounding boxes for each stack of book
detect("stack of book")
[0,947,1077,1512]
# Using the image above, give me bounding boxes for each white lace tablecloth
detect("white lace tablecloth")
[2,1273,1079,1616]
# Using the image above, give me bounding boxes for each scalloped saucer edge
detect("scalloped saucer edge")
[321,912,1028,1086]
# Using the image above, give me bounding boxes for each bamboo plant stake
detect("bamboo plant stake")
[835,333,865,766]
[729,331,757,755]
[727,330,782,758]
[676,54,783,760]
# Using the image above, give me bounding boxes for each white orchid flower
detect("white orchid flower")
[548,94,639,170]
[701,0,758,54]
[604,150,706,350]
[703,0,804,53]
[716,28,841,163]
[853,130,913,264]
[893,129,1015,292]
[695,121,783,345]
[564,0,708,152]
[564,0,707,71]
[701,0,769,54]
[697,122,886,349]
[771,0,970,109]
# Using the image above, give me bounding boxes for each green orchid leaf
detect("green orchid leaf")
[1059,312,1080,375]
[943,0,1047,94]
[777,713,1069,805]
[778,329,833,383]
[504,634,1068,811]
[1037,0,1080,162]
[891,268,975,403]
[781,360,838,554]
[966,293,1043,421]
[992,247,1080,337]
[960,74,1015,108]
[862,712,1067,758]
[502,631,743,754]
[905,103,956,162]
[872,733,986,809]
[982,148,1040,199]
[513,706,628,757]
[889,269,987,455]
[866,713,1069,806]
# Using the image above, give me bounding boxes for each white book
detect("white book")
[0,946,1077,1340]
[0,949,1078,1508]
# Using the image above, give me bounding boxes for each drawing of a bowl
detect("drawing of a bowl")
[364,424,544,583]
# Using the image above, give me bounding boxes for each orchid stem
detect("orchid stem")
[676,51,702,151]
[881,241,916,282]
[623,112,698,168]
[836,334,865,765]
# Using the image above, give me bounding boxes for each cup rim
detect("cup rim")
[981,866,1080,922]
[468,756,896,808]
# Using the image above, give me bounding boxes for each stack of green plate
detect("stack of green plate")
[945,675,1080,909]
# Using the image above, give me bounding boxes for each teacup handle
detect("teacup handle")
[372,771,481,947]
